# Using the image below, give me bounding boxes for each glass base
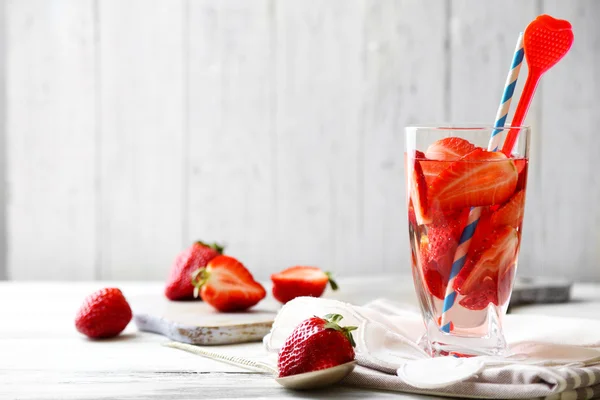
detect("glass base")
[418,310,508,357]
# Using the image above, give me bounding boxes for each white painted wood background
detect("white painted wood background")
[2,0,599,281]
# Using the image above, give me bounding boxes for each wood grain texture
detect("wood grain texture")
[536,0,600,281]
[362,0,446,274]
[132,293,276,345]
[0,0,6,280]
[274,0,364,275]
[448,0,544,278]
[5,0,96,280]
[2,279,600,399]
[186,0,276,277]
[97,0,184,279]
[2,1,599,282]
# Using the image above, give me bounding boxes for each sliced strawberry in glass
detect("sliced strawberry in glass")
[459,279,498,310]
[425,137,476,161]
[425,209,469,278]
[422,267,446,300]
[454,226,519,296]
[420,160,448,187]
[428,148,518,211]
[409,158,431,225]
[490,190,526,229]
[421,137,477,186]
[514,158,529,191]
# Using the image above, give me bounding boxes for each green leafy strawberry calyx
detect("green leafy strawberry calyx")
[195,241,225,254]
[191,267,210,298]
[323,313,357,347]
[325,272,339,291]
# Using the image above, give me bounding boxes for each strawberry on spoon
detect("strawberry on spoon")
[278,314,357,378]
[164,313,358,391]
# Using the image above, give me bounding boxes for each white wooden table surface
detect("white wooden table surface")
[2,276,600,400]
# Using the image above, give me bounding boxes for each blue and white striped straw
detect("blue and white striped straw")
[440,33,524,333]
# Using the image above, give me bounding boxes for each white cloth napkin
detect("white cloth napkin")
[264,297,600,399]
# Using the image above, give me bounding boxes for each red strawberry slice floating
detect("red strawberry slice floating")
[491,190,526,229]
[428,148,518,211]
[422,267,446,300]
[425,137,476,161]
[409,158,431,225]
[420,160,449,187]
[417,236,445,299]
[514,158,529,191]
[459,279,497,311]
[418,209,468,299]
[454,226,518,297]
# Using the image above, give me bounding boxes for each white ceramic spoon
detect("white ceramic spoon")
[164,342,357,390]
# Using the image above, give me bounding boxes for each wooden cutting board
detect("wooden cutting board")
[131,294,278,345]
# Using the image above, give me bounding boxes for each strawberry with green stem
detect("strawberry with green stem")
[278,314,357,378]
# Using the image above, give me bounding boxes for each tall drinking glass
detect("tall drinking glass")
[405,126,530,357]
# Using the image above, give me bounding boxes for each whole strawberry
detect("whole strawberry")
[277,314,356,377]
[165,241,224,301]
[75,288,132,339]
[271,266,338,304]
[192,255,266,312]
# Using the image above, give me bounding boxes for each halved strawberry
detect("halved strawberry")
[490,190,526,229]
[192,255,266,312]
[454,226,518,296]
[425,137,476,161]
[428,148,518,211]
[408,158,431,225]
[415,150,426,159]
[271,266,338,304]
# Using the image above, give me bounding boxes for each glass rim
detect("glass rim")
[406,124,530,131]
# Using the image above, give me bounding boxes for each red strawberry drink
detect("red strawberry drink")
[406,126,530,357]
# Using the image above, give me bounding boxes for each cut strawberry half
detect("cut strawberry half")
[271,266,338,304]
[491,190,526,229]
[428,148,518,211]
[454,226,518,296]
[192,255,266,312]
[425,137,476,161]
[409,158,431,225]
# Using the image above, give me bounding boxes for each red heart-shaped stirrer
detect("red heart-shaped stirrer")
[502,15,574,156]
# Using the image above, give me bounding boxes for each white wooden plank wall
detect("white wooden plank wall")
[3,0,599,281]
